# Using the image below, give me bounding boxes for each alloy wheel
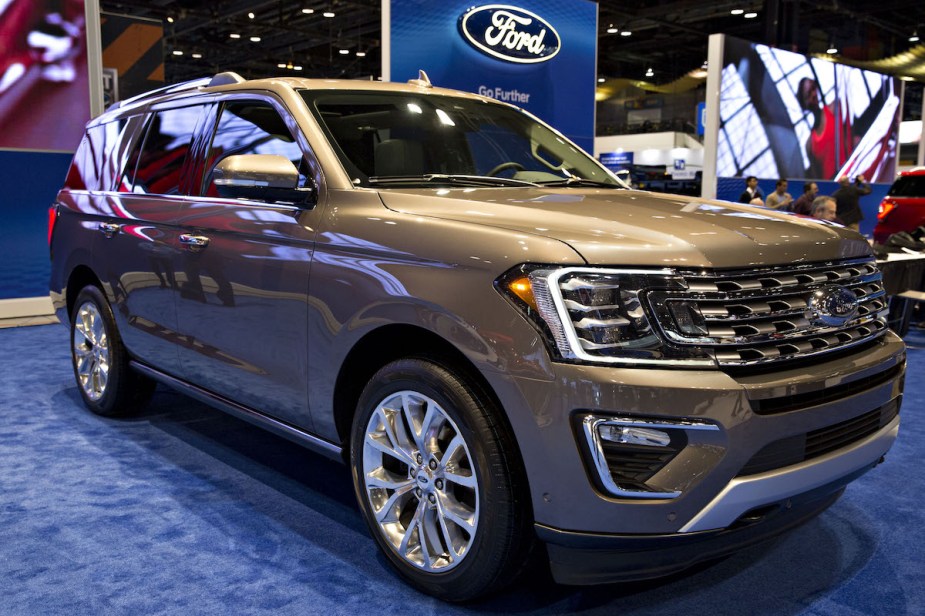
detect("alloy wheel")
[361,390,479,572]
[72,301,111,401]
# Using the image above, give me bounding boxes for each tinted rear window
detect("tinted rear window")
[128,105,205,195]
[888,175,925,197]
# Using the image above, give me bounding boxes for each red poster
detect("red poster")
[0,0,90,151]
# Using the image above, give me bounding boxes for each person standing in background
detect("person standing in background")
[765,179,793,209]
[738,176,763,204]
[832,174,871,232]
[810,196,839,222]
[791,182,819,215]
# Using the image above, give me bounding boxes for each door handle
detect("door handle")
[179,234,211,252]
[98,222,121,238]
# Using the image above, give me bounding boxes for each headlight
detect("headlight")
[496,264,713,366]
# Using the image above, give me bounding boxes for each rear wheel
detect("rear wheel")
[350,358,531,601]
[70,286,155,416]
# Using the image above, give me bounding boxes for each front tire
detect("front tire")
[350,358,531,601]
[70,285,155,417]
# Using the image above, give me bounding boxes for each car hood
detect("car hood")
[377,187,872,268]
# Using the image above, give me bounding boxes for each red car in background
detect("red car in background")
[873,167,925,244]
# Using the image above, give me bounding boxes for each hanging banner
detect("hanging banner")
[384,0,598,153]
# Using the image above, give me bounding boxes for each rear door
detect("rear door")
[94,103,210,371]
[172,93,323,430]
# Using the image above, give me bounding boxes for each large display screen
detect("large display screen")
[0,0,90,151]
[717,37,900,182]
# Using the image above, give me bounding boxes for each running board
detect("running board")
[130,361,344,463]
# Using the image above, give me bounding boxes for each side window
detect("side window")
[129,105,204,195]
[64,117,136,191]
[201,100,306,197]
[117,115,151,192]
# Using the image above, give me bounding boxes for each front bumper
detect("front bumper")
[538,479,852,585]
[486,332,905,540]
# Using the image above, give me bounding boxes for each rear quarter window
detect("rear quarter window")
[64,117,139,191]
[888,175,925,197]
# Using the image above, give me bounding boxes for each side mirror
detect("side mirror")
[213,154,313,205]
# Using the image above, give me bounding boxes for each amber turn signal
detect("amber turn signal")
[507,276,538,311]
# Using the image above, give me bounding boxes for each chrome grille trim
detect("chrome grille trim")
[655,258,889,367]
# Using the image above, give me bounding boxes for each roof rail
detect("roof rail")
[105,71,244,112]
[208,71,245,87]
[116,76,212,108]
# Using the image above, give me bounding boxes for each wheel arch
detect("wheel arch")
[332,324,530,497]
[65,265,104,322]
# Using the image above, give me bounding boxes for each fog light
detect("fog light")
[599,425,671,447]
[581,415,721,499]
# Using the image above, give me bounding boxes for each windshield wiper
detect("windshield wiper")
[367,174,539,188]
[536,177,623,189]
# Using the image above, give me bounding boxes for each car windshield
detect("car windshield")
[300,90,623,189]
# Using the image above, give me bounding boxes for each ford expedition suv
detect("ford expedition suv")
[49,72,905,601]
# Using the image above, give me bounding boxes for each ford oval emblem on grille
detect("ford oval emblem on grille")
[459,5,561,64]
[807,285,859,327]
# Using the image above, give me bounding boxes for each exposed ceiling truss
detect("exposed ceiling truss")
[98,0,925,84]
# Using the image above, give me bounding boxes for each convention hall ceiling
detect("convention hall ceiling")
[98,0,925,84]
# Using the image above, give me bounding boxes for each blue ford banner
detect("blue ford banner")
[458,6,561,64]
[385,0,597,153]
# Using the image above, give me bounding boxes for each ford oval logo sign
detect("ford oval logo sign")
[459,5,561,64]
[807,285,859,328]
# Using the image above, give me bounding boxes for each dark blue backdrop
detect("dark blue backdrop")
[0,151,73,299]
[387,0,598,153]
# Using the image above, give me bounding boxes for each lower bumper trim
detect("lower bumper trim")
[538,480,851,585]
[680,414,898,532]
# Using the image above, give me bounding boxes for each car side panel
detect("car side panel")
[172,198,319,429]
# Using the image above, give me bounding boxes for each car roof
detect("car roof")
[95,72,496,125]
[898,167,925,177]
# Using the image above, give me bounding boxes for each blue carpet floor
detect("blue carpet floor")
[0,323,922,615]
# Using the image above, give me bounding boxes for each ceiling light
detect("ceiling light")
[827,45,838,54]
[899,75,915,81]
[645,68,654,77]
[323,11,335,18]
[172,50,183,56]
[598,77,605,83]
[166,16,174,23]
[356,51,366,57]
[294,66,303,71]
[911,31,920,43]
[248,12,254,19]
[744,12,758,18]
[339,48,349,55]
[191,53,202,59]
[229,33,241,39]
[620,30,632,37]
[607,27,618,34]
[730,9,744,15]
[277,63,287,68]
[250,36,261,42]
[302,8,314,14]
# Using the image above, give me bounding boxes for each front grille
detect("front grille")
[649,258,888,367]
[737,398,900,476]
